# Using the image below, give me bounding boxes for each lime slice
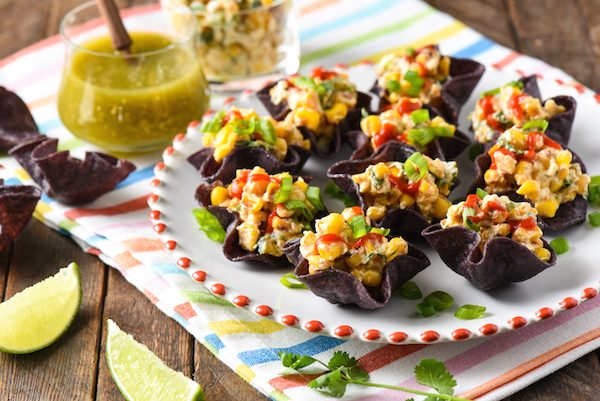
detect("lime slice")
[0,262,82,354]
[106,320,204,401]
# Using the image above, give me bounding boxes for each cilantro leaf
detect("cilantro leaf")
[309,369,348,397]
[278,351,317,370]
[414,359,457,396]
[346,366,369,382]
[328,351,357,370]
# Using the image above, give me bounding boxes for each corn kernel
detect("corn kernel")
[535,198,559,218]
[484,169,496,184]
[373,163,389,179]
[325,103,348,125]
[550,180,562,192]
[400,194,415,208]
[511,131,528,150]
[432,197,452,220]
[516,180,540,196]
[535,247,551,261]
[213,144,233,162]
[201,133,215,147]
[345,252,363,269]
[293,179,308,192]
[515,160,530,175]
[419,180,431,193]
[210,186,229,205]
[557,169,568,180]
[294,107,321,131]
[274,138,287,158]
[356,270,382,287]
[318,213,346,234]
[556,150,572,166]
[386,237,407,259]
[366,206,386,221]
[316,240,347,261]
[360,115,381,136]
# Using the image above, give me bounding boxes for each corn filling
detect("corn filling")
[360,100,456,152]
[484,126,590,218]
[442,193,551,261]
[269,68,357,148]
[351,157,457,222]
[201,107,309,162]
[470,82,566,144]
[299,207,408,287]
[210,167,319,256]
[376,45,450,105]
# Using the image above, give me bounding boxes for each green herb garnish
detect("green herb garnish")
[416,302,437,317]
[588,176,600,205]
[256,119,276,144]
[480,80,524,98]
[410,109,430,125]
[455,304,486,320]
[192,208,226,242]
[462,207,480,232]
[306,186,325,211]
[280,273,307,289]
[404,70,424,97]
[285,199,313,220]
[348,215,369,238]
[201,110,226,133]
[398,281,423,300]
[274,176,293,203]
[589,212,600,227]
[278,351,471,400]
[325,181,358,207]
[522,119,549,132]
[407,126,453,146]
[406,47,416,56]
[369,227,390,236]
[423,291,455,312]
[404,152,429,182]
[292,76,317,89]
[385,79,401,93]
[550,237,570,255]
[476,188,488,199]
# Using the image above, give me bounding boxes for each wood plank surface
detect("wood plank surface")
[1,1,600,401]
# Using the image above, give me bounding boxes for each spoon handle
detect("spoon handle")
[95,0,132,52]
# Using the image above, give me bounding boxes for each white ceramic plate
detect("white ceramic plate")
[149,64,600,344]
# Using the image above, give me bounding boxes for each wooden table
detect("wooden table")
[1,1,600,400]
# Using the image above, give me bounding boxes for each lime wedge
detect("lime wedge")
[106,320,204,401]
[0,262,82,354]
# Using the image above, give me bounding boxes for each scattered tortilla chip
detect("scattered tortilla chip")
[0,87,43,150]
[9,137,136,204]
[469,150,588,231]
[188,144,310,184]
[0,179,41,251]
[284,238,429,309]
[372,57,485,124]
[422,224,556,291]
[256,82,373,156]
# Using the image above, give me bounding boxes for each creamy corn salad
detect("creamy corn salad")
[201,107,309,162]
[351,154,457,222]
[442,193,550,261]
[470,81,565,144]
[360,100,456,152]
[299,207,408,287]
[172,0,289,81]
[376,45,450,105]
[269,68,358,149]
[210,166,324,256]
[484,124,590,218]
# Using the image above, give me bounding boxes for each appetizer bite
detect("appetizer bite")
[0,179,40,251]
[256,67,372,156]
[285,207,430,309]
[9,136,135,205]
[187,106,310,183]
[347,99,470,160]
[328,143,458,238]
[423,192,557,290]
[470,121,590,230]
[195,166,325,266]
[373,44,484,123]
[0,86,43,150]
[469,76,576,147]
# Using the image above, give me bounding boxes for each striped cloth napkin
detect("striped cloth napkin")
[1,1,599,400]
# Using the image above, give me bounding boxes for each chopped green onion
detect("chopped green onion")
[280,273,307,289]
[481,87,500,97]
[325,182,358,207]
[468,143,484,161]
[422,291,454,312]
[522,119,549,133]
[480,80,524,98]
[410,109,430,125]
[369,227,390,236]
[476,188,488,199]
[348,215,369,239]
[404,152,429,182]
[257,119,276,144]
[274,176,293,203]
[306,186,325,211]
[291,76,316,89]
[397,281,423,300]
[233,118,256,136]
[285,200,313,220]
[588,176,600,205]
[454,304,486,320]
[404,70,424,97]
[361,108,369,118]
[589,212,600,227]
[406,47,416,56]
[550,237,570,255]
[385,79,401,93]
[462,207,480,232]
[416,302,437,317]
[192,208,226,243]
[203,111,226,133]
[407,127,453,146]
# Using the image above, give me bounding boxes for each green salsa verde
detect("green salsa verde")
[58,31,210,152]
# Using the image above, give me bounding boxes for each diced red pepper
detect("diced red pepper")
[543,135,562,150]
[265,210,279,233]
[373,122,401,148]
[465,194,481,209]
[388,175,420,195]
[508,93,526,121]
[351,232,385,249]
[223,109,243,125]
[311,66,337,80]
[519,216,538,230]
[486,200,506,212]
[395,98,422,115]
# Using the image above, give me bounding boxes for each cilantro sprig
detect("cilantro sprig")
[278,351,472,400]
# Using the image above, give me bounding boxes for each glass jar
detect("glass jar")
[162,0,299,91]
[57,1,210,153]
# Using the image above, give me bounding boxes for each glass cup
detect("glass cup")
[162,0,300,91]
[57,1,210,153]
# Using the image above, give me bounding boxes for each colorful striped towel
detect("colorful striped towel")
[1,1,600,400]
